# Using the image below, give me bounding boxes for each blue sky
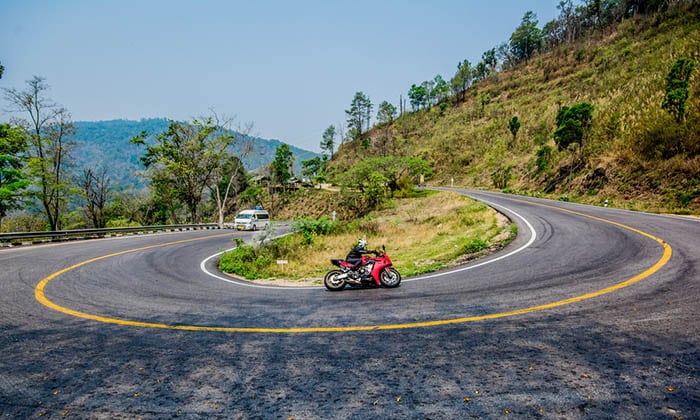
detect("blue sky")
[2,0,559,152]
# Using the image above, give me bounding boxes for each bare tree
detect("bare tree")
[80,167,111,228]
[3,76,75,230]
[209,115,257,228]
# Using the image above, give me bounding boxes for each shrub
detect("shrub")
[219,244,272,280]
[293,216,338,244]
[462,239,488,254]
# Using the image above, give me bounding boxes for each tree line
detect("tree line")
[316,0,695,160]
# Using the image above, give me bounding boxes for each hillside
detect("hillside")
[332,6,700,214]
[69,119,318,190]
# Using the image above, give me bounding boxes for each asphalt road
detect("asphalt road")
[1,190,698,419]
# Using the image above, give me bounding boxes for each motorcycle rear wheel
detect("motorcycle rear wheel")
[324,270,346,291]
[379,268,401,288]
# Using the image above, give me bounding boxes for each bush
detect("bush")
[462,239,488,254]
[293,216,338,244]
[219,244,272,280]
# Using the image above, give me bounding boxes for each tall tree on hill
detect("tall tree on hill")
[450,60,473,102]
[431,75,450,105]
[554,102,594,152]
[320,125,336,159]
[482,48,498,74]
[662,57,695,123]
[376,101,397,156]
[271,143,294,186]
[408,84,427,111]
[131,117,235,224]
[508,116,521,147]
[345,92,372,142]
[510,11,542,64]
[3,76,76,231]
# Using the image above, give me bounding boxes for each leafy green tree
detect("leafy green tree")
[508,116,521,145]
[376,101,397,125]
[510,11,542,64]
[301,156,323,182]
[0,124,29,229]
[0,61,4,79]
[320,125,336,159]
[131,117,235,223]
[662,57,695,123]
[345,92,372,142]
[450,60,473,102]
[482,48,498,73]
[474,61,489,81]
[554,102,594,151]
[431,75,450,104]
[408,84,427,111]
[271,143,294,186]
[3,76,76,231]
[342,156,432,200]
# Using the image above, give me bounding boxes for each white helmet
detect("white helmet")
[358,238,367,248]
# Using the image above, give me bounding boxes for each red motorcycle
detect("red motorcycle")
[323,246,402,291]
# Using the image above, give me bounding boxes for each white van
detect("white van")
[233,209,270,231]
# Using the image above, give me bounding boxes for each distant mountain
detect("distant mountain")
[68,118,319,190]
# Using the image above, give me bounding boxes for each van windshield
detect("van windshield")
[236,214,252,219]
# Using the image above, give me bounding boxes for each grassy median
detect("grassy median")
[219,190,514,285]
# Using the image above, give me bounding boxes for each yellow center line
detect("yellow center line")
[35,203,672,333]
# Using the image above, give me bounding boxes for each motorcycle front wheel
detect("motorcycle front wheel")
[379,267,401,288]
[324,270,346,291]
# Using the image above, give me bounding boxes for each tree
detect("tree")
[376,101,397,156]
[342,156,432,200]
[0,124,29,229]
[510,11,542,64]
[79,167,111,228]
[554,102,594,151]
[0,61,4,79]
[376,101,397,125]
[450,60,473,102]
[212,154,248,227]
[320,125,336,159]
[662,57,695,123]
[431,75,450,105]
[301,156,323,181]
[209,118,255,228]
[482,48,498,73]
[271,143,294,186]
[345,92,372,142]
[407,84,427,111]
[131,117,235,223]
[3,76,76,231]
[508,116,521,145]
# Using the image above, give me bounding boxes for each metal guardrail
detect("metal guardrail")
[0,223,223,246]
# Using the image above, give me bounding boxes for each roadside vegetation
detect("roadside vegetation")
[218,190,513,284]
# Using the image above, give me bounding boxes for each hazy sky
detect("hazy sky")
[2,0,559,152]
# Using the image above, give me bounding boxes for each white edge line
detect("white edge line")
[200,198,537,289]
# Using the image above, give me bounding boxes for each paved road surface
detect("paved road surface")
[1,190,698,418]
